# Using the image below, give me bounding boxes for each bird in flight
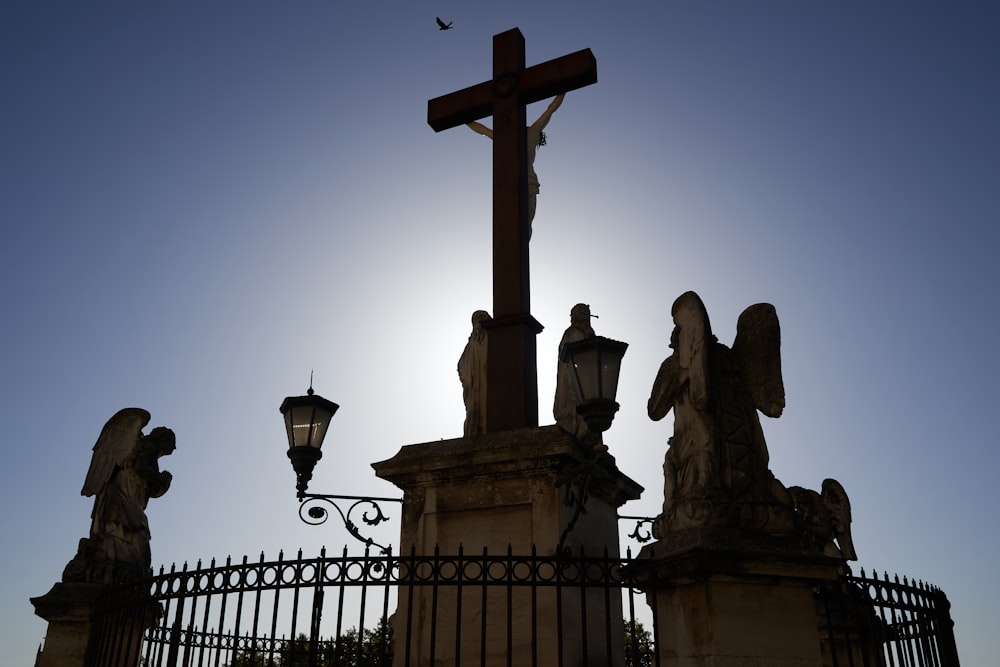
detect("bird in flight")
[436,17,453,30]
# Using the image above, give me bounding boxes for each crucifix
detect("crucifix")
[428,28,597,432]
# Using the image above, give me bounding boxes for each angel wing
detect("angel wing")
[822,478,857,560]
[81,408,150,497]
[732,303,784,418]
[648,355,680,421]
[672,291,711,411]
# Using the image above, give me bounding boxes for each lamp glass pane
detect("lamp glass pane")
[307,406,333,449]
[600,350,624,400]
[284,403,328,449]
[572,346,601,401]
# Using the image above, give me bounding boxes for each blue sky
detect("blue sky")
[2,2,998,665]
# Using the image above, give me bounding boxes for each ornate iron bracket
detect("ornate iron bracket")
[297,493,401,555]
[554,446,607,555]
[618,515,655,544]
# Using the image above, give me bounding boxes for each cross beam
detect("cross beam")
[428,28,597,432]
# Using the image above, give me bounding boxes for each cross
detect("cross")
[428,28,597,432]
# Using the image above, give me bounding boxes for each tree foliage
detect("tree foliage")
[227,619,392,667]
[624,619,654,667]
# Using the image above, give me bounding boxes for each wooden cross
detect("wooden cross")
[428,28,597,432]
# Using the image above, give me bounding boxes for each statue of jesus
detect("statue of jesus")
[467,93,565,236]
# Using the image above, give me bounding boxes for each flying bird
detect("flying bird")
[436,17,453,30]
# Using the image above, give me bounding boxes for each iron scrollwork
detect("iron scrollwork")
[297,493,401,555]
[618,515,655,544]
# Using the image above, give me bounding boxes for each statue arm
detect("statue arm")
[529,94,565,132]
[466,121,493,139]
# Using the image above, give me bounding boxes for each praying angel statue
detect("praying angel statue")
[467,93,565,236]
[63,408,176,583]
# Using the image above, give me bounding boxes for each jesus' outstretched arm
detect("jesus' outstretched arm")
[529,93,565,134]
[466,121,493,139]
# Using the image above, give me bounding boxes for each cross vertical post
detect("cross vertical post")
[428,28,597,432]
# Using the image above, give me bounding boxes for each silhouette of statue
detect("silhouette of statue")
[467,93,565,234]
[789,479,858,561]
[63,408,175,583]
[554,303,599,445]
[458,310,491,436]
[648,292,795,539]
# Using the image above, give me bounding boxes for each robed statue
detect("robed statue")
[63,408,175,583]
[648,292,796,540]
[554,303,599,445]
[459,310,491,436]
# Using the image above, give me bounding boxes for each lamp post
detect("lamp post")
[280,383,399,554]
[280,385,339,497]
[556,334,628,553]
[561,335,629,434]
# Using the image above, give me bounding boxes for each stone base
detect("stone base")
[637,540,843,667]
[373,425,643,667]
[373,425,642,556]
[31,582,105,667]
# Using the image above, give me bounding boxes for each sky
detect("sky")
[2,1,998,665]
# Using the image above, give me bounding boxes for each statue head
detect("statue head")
[570,303,591,328]
[669,291,711,350]
[471,310,491,326]
[148,426,176,456]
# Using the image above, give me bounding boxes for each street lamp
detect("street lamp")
[279,383,400,554]
[561,335,629,433]
[280,384,340,497]
[556,334,628,554]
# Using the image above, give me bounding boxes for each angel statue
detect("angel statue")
[648,292,796,540]
[788,479,858,562]
[63,408,175,584]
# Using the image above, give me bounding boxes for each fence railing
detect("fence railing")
[817,568,960,667]
[86,547,958,667]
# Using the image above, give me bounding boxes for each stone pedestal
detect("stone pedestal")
[637,538,843,667]
[31,582,104,667]
[373,425,643,667]
[32,581,152,667]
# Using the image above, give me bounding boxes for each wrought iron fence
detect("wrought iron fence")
[817,568,960,667]
[86,545,653,667]
[86,546,958,667]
